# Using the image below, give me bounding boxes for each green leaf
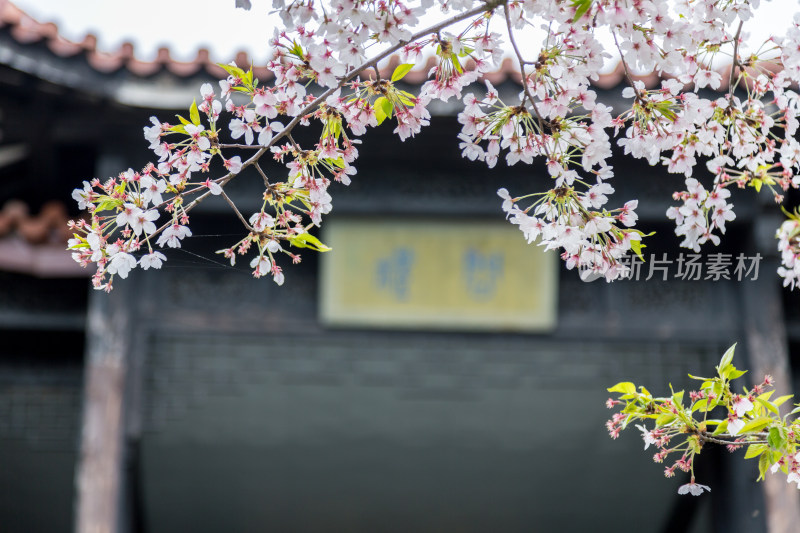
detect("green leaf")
[175,114,191,126]
[698,398,720,412]
[377,96,393,122]
[326,120,341,139]
[691,399,708,413]
[374,97,388,125]
[774,394,794,407]
[768,427,786,450]
[397,90,417,106]
[656,101,677,122]
[457,45,475,58]
[630,239,646,261]
[94,197,122,212]
[744,443,766,460]
[720,364,747,381]
[756,397,779,416]
[718,344,736,374]
[374,108,386,125]
[391,63,415,82]
[656,413,676,426]
[758,390,776,401]
[672,390,684,407]
[571,0,593,22]
[607,382,636,395]
[289,232,332,252]
[217,62,246,80]
[69,237,90,249]
[739,417,772,434]
[727,368,748,379]
[758,451,771,480]
[451,54,464,74]
[169,124,187,134]
[189,99,201,126]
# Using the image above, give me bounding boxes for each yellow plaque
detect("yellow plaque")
[320,218,558,331]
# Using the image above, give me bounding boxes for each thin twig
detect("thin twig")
[502,2,550,157]
[218,143,264,149]
[221,188,254,231]
[286,132,303,153]
[254,162,272,189]
[149,147,268,239]
[728,20,744,95]
[611,31,638,94]
[698,430,768,446]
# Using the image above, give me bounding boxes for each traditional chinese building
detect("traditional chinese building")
[0,1,798,532]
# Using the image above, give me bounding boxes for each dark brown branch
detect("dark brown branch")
[217,143,264,149]
[728,20,744,94]
[502,3,550,157]
[254,163,272,189]
[220,188,253,231]
[611,31,639,95]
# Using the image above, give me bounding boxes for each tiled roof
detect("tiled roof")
[0,200,70,244]
[0,0,249,80]
[0,0,680,90]
[0,200,88,277]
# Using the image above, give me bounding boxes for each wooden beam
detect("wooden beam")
[744,263,800,533]
[74,284,130,533]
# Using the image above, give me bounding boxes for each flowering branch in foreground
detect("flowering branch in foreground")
[66,1,800,290]
[607,344,800,496]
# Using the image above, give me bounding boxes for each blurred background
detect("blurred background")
[0,1,799,532]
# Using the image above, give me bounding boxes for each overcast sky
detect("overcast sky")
[12,0,800,68]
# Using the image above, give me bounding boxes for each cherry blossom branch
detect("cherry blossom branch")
[158,0,506,236]
[150,0,509,243]
[608,344,798,496]
[268,0,506,150]
[67,0,800,294]
[69,0,511,290]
